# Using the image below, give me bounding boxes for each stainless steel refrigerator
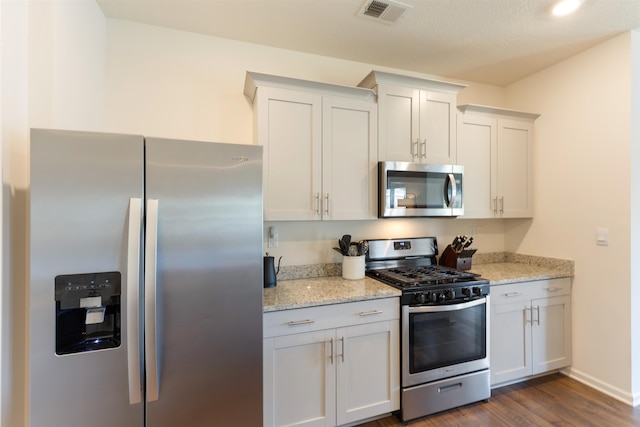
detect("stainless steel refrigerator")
[29,129,263,427]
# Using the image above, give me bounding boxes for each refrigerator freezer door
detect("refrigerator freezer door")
[29,129,144,427]
[144,138,263,427]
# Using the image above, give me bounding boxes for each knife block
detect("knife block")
[439,245,477,271]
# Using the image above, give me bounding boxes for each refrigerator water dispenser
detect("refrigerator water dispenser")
[54,271,122,355]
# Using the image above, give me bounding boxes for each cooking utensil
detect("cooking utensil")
[462,237,473,250]
[338,237,348,255]
[342,234,351,249]
[358,240,369,256]
[348,243,359,256]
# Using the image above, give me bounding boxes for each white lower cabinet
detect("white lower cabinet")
[263,298,400,427]
[490,278,572,386]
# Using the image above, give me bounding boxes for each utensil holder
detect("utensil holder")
[342,255,365,280]
[439,245,477,271]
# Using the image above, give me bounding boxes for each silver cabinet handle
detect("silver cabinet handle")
[314,193,320,215]
[421,139,427,158]
[525,306,532,324]
[338,336,345,363]
[330,338,334,364]
[504,292,522,297]
[324,193,330,215]
[535,306,540,325]
[358,309,383,316]
[412,139,419,158]
[500,196,504,214]
[545,287,562,292]
[493,197,498,214]
[144,198,160,402]
[126,198,142,405]
[287,319,315,326]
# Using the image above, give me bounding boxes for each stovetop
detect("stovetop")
[367,264,484,290]
[364,237,489,297]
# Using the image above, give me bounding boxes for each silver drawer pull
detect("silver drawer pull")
[504,292,522,297]
[544,287,562,292]
[358,310,383,317]
[287,319,315,326]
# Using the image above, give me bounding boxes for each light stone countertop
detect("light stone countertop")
[469,253,574,285]
[264,253,574,312]
[470,262,573,285]
[263,276,401,312]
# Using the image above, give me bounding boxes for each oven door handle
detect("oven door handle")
[407,297,486,313]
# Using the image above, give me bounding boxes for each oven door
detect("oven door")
[402,297,489,387]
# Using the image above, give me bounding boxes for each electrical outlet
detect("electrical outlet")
[268,226,278,248]
[596,228,608,246]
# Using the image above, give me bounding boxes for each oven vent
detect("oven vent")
[357,0,413,24]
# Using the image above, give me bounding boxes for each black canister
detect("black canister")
[264,253,281,288]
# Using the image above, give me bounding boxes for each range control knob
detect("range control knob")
[427,292,438,302]
[415,293,427,304]
[462,287,471,297]
[473,286,483,296]
[437,293,447,302]
[445,289,456,300]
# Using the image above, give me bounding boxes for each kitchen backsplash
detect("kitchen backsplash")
[277,252,574,281]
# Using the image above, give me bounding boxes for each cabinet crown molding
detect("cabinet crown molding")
[358,70,466,94]
[458,104,540,120]
[243,71,376,103]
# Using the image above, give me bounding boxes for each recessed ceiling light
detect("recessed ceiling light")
[551,0,584,17]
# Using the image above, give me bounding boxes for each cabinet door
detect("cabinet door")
[531,295,572,374]
[420,91,457,164]
[257,87,322,221]
[457,113,496,218]
[335,320,400,425]
[490,299,531,385]
[497,118,533,218]
[264,331,336,427]
[377,85,419,162]
[323,96,377,220]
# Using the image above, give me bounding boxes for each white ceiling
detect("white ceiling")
[96,0,640,86]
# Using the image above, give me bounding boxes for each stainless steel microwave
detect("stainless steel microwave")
[379,161,463,218]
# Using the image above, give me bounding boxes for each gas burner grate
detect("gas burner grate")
[369,265,482,289]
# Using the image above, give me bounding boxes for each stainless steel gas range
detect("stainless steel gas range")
[365,237,491,423]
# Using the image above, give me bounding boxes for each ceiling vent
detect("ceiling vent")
[358,0,413,24]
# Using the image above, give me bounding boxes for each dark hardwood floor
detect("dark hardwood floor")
[358,373,640,427]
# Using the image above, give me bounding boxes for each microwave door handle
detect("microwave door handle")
[446,173,457,208]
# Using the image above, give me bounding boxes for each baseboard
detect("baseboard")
[562,367,639,406]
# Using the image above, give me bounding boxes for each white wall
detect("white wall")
[631,28,640,404]
[1,1,106,425]
[105,20,505,143]
[505,33,635,402]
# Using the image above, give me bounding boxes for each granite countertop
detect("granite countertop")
[469,253,574,285]
[470,263,573,285]
[264,253,574,312]
[263,276,401,312]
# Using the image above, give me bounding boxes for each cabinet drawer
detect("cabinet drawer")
[264,298,399,338]
[491,278,571,305]
[491,283,532,304]
[530,278,571,299]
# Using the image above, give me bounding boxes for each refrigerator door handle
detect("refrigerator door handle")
[145,198,160,402]
[127,198,143,405]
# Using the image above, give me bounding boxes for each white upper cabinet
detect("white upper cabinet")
[359,70,466,164]
[245,72,377,221]
[457,104,539,218]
